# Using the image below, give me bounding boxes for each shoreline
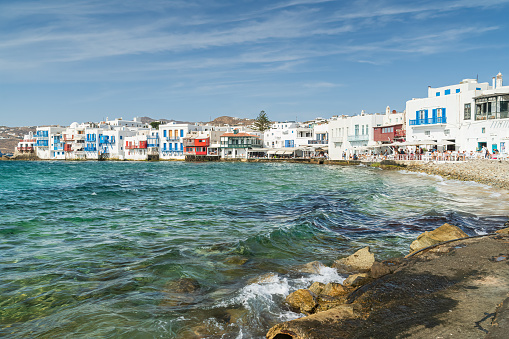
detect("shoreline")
[4,156,509,190]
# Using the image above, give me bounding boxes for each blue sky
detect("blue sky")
[1,0,508,126]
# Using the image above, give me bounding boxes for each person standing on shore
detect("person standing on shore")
[482,146,488,159]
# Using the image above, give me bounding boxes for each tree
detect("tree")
[253,110,271,132]
[150,121,162,129]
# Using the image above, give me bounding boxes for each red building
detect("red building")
[184,136,210,155]
[373,124,405,143]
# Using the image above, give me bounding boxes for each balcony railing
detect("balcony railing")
[395,129,406,137]
[17,147,34,151]
[84,146,97,152]
[409,117,447,126]
[347,134,369,141]
[308,140,328,144]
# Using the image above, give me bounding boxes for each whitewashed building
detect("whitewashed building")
[328,112,385,160]
[159,123,201,160]
[405,78,491,150]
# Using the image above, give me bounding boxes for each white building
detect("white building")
[328,112,385,160]
[33,126,66,159]
[405,78,491,151]
[263,122,313,149]
[159,123,202,160]
[458,73,509,153]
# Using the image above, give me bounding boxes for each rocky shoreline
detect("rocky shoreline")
[404,160,509,190]
[267,223,509,339]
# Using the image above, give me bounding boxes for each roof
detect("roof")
[221,132,260,138]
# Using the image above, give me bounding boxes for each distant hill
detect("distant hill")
[138,117,194,125]
[209,116,255,126]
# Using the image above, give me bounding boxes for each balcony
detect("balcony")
[17,147,34,151]
[84,146,97,152]
[409,117,447,126]
[166,137,180,142]
[395,129,406,138]
[347,134,369,141]
[308,140,328,145]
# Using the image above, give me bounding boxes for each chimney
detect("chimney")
[493,77,496,89]
[496,72,503,89]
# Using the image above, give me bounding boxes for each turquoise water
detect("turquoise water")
[1,161,508,338]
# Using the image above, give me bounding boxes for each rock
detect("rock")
[286,289,318,315]
[298,261,325,274]
[224,256,248,265]
[343,273,370,287]
[370,260,400,279]
[247,272,278,284]
[409,223,468,253]
[266,304,361,339]
[165,278,200,293]
[495,227,509,235]
[321,282,348,297]
[308,281,325,295]
[332,247,375,272]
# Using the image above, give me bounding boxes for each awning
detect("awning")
[283,151,294,155]
[438,140,455,145]
[276,150,285,155]
[268,150,277,155]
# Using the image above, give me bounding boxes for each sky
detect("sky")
[0,0,508,126]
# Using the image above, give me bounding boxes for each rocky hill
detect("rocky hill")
[209,116,255,126]
[0,126,36,155]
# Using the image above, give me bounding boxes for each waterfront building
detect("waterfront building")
[328,112,385,160]
[220,131,262,159]
[263,122,313,149]
[159,123,201,160]
[183,130,223,157]
[405,78,491,151]
[15,132,36,157]
[33,126,66,159]
[124,133,149,161]
[458,73,509,153]
[373,107,406,145]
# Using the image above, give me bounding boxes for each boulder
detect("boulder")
[332,247,375,272]
[298,261,325,274]
[370,260,400,279]
[308,281,325,295]
[321,282,348,297]
[343,273,370,287]
[165,278,200,293]
[224,256,248,265]
[266,304,361,339]
[495,227,509,235]
[409,223,468,253]
[286,289,318,315]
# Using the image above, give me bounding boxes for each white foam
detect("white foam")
[91,192,97,195]
[474,229,488,235]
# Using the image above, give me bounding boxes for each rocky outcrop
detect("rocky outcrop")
[332,246,375,273]
[267,232,509,339]
[409,223,468,253]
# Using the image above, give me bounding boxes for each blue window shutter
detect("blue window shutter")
[442,108,446,117]
[180,143,183,151]
[416,110,419,120]
[425,110,428,123]
[445,89,450,95]
[180,130,184,137]
[436,92,440,96]
[456,89,460,93]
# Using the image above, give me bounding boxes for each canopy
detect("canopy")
[283,151,294,155]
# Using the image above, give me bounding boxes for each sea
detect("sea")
[1,161,509,338]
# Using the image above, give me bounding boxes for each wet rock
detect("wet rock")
[298,260,325,274]
[286,289,318,315]
[321,282,348,297]
[225,308,249,324]
[332,247,375,273]
[224,255,248,265]
[409,223,468,253]
[266,304,361,339]
[370,260,400,279]
[308,281,325,295]
[247,272,277,284]
[165,278,200,293]
[343,273,370,287]
[495,227,509,235]
[161,277,201,307]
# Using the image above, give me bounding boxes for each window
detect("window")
[444,129,450,135]
[456,89,460,93]
[445,89,451,95]
[425,131,430,136]
[482,128,486,134]
[436,92,440,97]
[476,87,481,90]
[354,125,359,135]
[419,110,426,119]
[464,103,471,120]
[437,108,443,117]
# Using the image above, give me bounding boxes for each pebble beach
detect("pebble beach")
[406,160,509,190]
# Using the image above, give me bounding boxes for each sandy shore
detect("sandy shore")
[405,160,509,190]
